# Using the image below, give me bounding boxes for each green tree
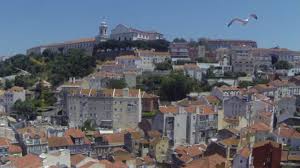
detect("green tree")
[107,79,127,89]
[81,120,96,131]
[155,60,172,71]
[275,60,293,70]
[14,75,36,89]
[13,99,37,119]
[173,38,187,43]
[238,81,254,88]
[159,71,200,101]
[4,80,14,89]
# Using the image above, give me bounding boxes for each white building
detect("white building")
[3,86,26,113]
[135,50,170,71]
[110,24,163,41]
[65,88,142,129]
[183,64,204,82]
[40,149,71,168]
[169,42,191,62]
[27,38,96,56]
[115,55,142,70]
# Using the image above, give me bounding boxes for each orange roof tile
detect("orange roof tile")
[184,154,227,168]
[71,154,86,166]
[147,130,161,138]
[159,106,178,113]
[275,124,300,139]
[0,137,10,147]
[239,146,251,158]
[8,144,22,154]
[220,137,239,146]
[9,154,42,168]
[65,128,85,138]
[48,136,70,148]
[250,122,270,132]
[103,133,124,144]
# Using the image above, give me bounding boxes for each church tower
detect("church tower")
[96,19,109,43]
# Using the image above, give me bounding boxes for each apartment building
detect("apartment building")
[65,88,142,129]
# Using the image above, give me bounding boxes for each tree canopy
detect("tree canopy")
[159,71,201,101]
[107,79,127,89]
[0,49,96,87]
[94,39,170,53]
[274,60,293,70]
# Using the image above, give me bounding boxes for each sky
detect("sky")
[0,0,300,56]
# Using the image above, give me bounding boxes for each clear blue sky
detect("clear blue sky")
[1,0,300,56]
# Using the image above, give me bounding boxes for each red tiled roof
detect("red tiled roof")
[250,122,270,132]
[184,154,227,168]
[65,128,85,138]
[8,144,22,154]
[239,146,251,158]
[71,154,86,166]
[147,130,161,138]
[0,137,10,147]
[9,154,42,168]
[103,133,124,144]
[275,124,300,139]
[159,106,178,113]
[48,136,70,147]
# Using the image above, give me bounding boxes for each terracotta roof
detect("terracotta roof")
[147,130,161,138]
[184,154,227,168]
[218,85,240,91]
[64,128,85,138]
[220,137,239,146]
[9,154,42,168]
[250,122,270,132]
[205,95,220,104]
[274,124,300,139]
[0,137,10,147]
[159,106,178,113]
[8,144,22,154]
[71,154,86,166]
[239,146,251,158]
[48,136,70,147]
[103,133,124,144]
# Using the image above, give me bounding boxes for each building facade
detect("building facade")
[110,24,163,41]
[230,46,255,75]
[65,88,142,129]
[27,38,96,56]
[3,86,26,113]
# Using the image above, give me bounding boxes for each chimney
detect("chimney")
[123,88,129,97]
